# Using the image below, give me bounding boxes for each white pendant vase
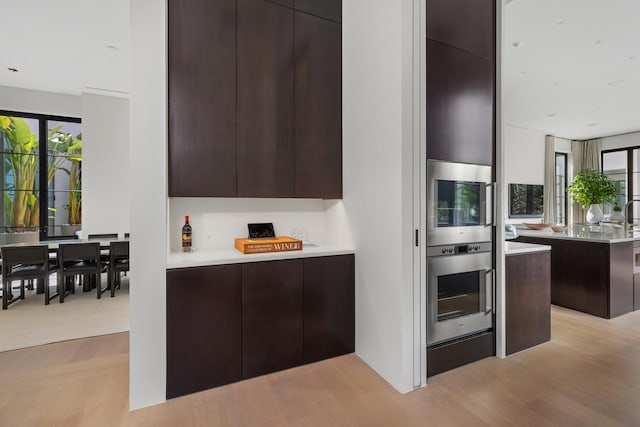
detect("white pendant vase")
[586,204,604,224]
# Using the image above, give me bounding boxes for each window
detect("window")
[0,111,82,240]
[555,153,567,225]
[602,149,630,218]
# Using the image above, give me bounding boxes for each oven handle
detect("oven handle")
[485,182,496,227]
[485,268,494,313]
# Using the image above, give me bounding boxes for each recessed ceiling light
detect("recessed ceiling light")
[553,82,559,85]
[587,123,599,127]
[512,41,521,48]
[107,45,119,51]
[521,71,526,75]
[546,113,557,118]
[595,40,602,44]
[7,67,18,73]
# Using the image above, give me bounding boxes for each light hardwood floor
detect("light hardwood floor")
[1,306,639,426]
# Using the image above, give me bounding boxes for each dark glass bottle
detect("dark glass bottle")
[182,215,192,252]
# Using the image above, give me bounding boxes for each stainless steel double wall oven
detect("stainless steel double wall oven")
[426,160,495,346]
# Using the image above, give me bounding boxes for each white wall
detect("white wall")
[168,198,352,252]
[81,93,130,237]
[503,126,546,223]
[343,0,417,393]
[129,0,167,410]
[0,85,81,117]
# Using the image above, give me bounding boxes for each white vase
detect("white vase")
[586,204,604,224]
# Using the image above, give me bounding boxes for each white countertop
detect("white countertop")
[505,241,551,255]
[167,244,355,269]
[516,223,640,243]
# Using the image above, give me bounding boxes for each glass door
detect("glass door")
[45,120,82,239]
[437,270,481,321]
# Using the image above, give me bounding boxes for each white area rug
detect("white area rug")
[0,277,129,352]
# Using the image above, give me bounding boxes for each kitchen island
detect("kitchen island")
[515,224,640,319]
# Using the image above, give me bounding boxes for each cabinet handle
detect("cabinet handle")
[485,268,494,313]
[485,182,496,227]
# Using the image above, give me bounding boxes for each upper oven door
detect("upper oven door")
[427,160,493,246]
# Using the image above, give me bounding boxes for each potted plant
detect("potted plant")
[567,169,617,224]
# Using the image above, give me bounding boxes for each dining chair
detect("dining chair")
[108,241,129,297]
[1,245,57,309]
[57,242,102,302]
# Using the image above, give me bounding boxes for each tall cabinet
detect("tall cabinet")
[167,0,237,197]
[426,0,495,166]
[168,0,342,198]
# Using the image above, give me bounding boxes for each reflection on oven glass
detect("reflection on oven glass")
[437,271,480,321]
[436,180,480,227]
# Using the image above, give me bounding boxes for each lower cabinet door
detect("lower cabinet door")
[303,255,355,363]
[166,265,242,398]
[242,259,304,378]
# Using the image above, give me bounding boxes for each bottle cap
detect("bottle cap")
[185,215,189,222]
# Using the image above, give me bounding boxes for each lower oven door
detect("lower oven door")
[427,251,493,346]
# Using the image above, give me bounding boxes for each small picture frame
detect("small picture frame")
[247,223,276,239]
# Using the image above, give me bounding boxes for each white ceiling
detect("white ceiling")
[0,0,129,96]
[2,0,639,141]
[504,0,640,140]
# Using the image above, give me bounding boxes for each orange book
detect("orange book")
[235,236,303,254]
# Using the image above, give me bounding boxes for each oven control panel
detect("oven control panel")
[427,242,492,257]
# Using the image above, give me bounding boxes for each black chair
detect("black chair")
[1,245,57,309]
[124,233,130,239]
[57,242,103,302]
[108,241,129,297]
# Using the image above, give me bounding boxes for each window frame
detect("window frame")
[0,110,82,240]
[554,152,568,225]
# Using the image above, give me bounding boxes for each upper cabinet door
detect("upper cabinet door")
[426,39,494,166]
[294,12,342,198]
[237,0,295,198]
[168,0,237,197]
[295,0,342,22]
[426,0,494,59]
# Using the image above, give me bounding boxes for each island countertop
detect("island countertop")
[515,224,640,243]
[505,241,551,255]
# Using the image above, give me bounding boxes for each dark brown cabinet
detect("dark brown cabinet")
[517,237,634,319]
[166,254,354,398]
[166,265,242,399]
[295,0,342,22]
[426,39,494,166]
[242,259,303,378]
[294,12,342,198]
[426,0,494,59]
[634,273,640,311]
[426,0,495,166]
[505,251,551,355]
[303,255,354,363]
[168,0,237,197]
[237,0,295,197]
[168,0,343,199]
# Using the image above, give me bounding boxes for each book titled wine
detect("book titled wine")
[235,236,303,254]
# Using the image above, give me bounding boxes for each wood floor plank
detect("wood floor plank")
[1,306,640,426]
